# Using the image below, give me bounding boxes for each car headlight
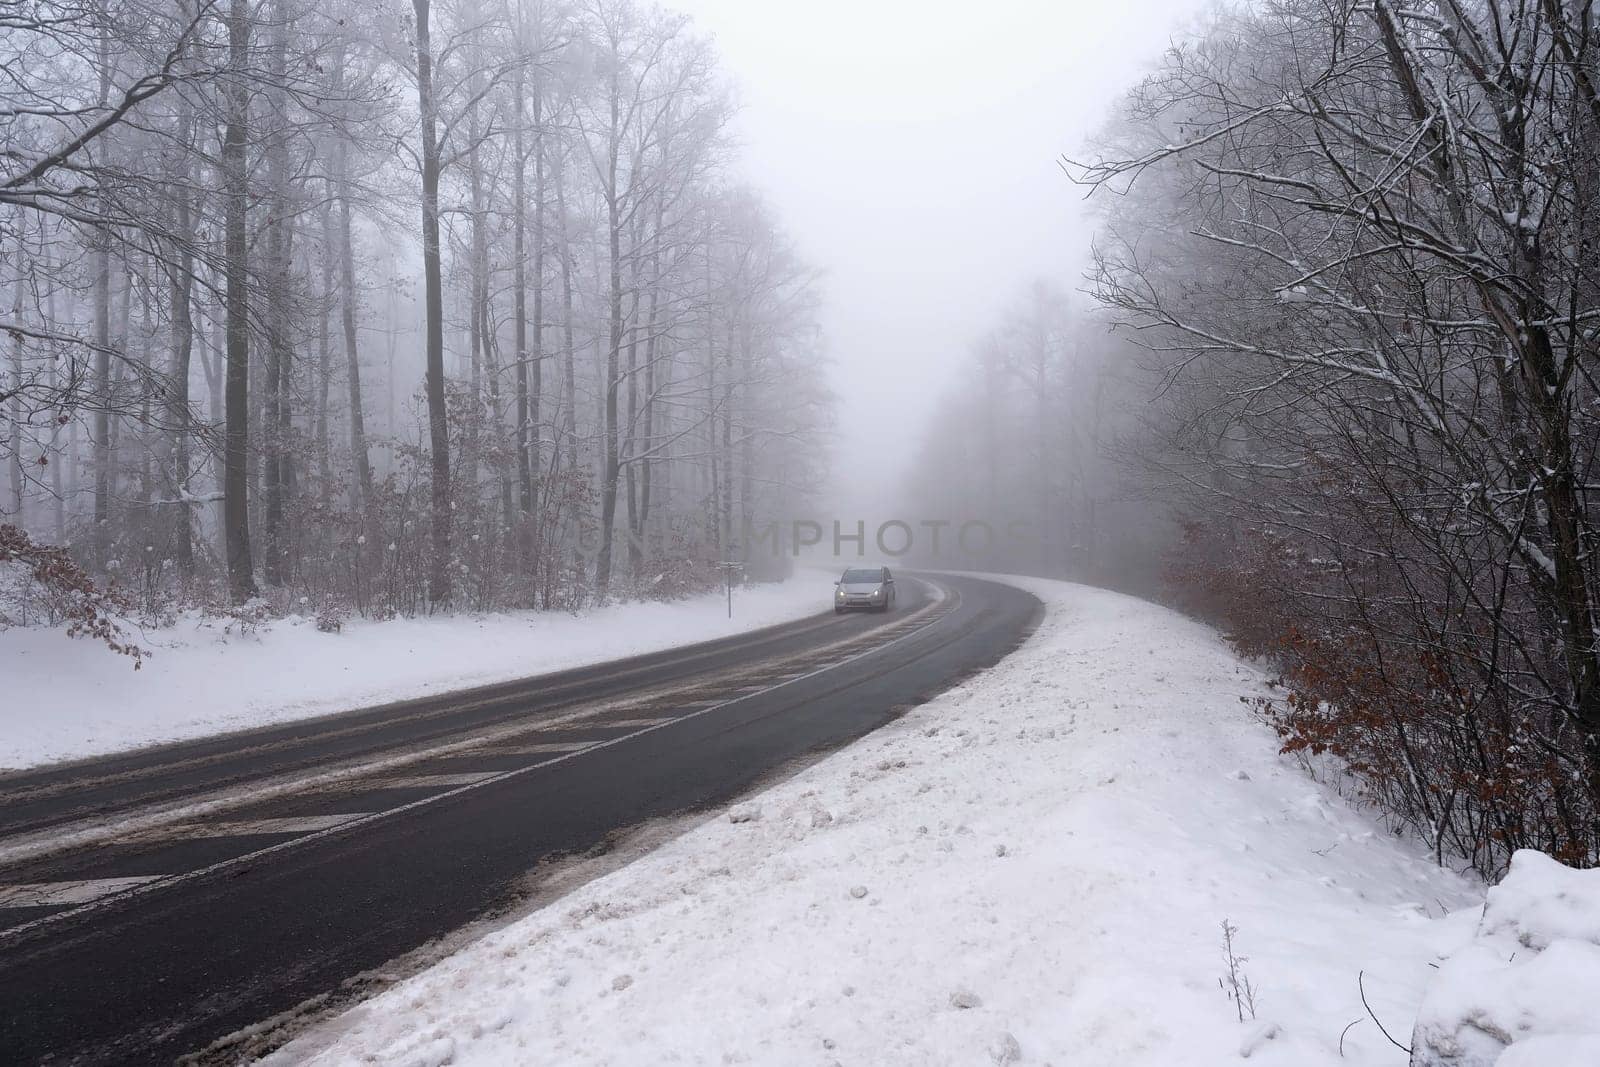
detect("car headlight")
[836,588,845,598]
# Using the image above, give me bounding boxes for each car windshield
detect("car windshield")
[842,569,884,583]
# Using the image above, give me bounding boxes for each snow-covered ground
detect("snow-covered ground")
[1411,849,1600,1065]
[0,577,829,770]
[270,576,1492,1067]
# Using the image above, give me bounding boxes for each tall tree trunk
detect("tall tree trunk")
[91,20,112,568]
[222,0,255,601]
[89,241,111,556]
[202,304,222,426]
[737,315,753,553]
[165,117,195,575]
[135,268,153,509]
[622,197,658,576]
[333,55,373,526]
[9,253,25,522]
[630,196,664,569]
[385,272,397,438]
[1523,320,1600,791]
[529,88,545,562]
[316,201,333,508]
[622,210,643,578]
[544,147,579,606]
[513,61,532,555]
[414,0,451,607]
[704,241,720,555]
[43,245,64,541]
[720,317,734,555]
[638,319,657,555]
[553,154,577,479]
[338,203,373,517]
[261,2,291,587]
[482,289,515,539]
[465,83,485,506]
[107,258,132,494]
[596,83,622,598]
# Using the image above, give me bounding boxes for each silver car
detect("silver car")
[834,565,897,613]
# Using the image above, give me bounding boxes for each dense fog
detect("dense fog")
[9,0,1600,866]
[0,0,1210,620]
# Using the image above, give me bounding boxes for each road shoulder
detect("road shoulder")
[1,577,831,771]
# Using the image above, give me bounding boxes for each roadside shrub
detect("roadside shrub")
[0,523,145,666]
[1168,521,1598,877]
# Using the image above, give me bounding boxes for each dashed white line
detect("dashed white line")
[0,877,164,909]
[344,773,499,790]
[593,716,678,728]
[0,578,958,941]
[163,814,372,838]
[497,741,596,755]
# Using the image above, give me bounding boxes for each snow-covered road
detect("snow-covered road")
[0,577,830,770]
[271,576,1485,1067]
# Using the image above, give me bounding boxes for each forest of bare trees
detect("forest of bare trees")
[19,0,1600,884]
[1062,0,1600,875]
[901,0,1600,876]
[1,0,829,623]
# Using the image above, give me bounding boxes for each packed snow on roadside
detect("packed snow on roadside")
[268,576,1495,1067]
[1410,849,1600,1066]
[0,576,828,770]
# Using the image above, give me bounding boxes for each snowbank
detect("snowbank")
[1410,849,1600,1066]
[270,577,1485,1067]
[0,577,829,770]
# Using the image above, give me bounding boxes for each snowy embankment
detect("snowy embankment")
[0,577,828,771]
[1411,849,1600,1065]
[270,577,1495,1067]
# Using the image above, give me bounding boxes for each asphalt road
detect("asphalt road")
[0,572,1040,1065]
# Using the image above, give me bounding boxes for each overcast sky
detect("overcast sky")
[671,0,1208,516]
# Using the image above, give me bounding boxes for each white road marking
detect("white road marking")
[595,716,678,728]
[498,741,596,755]
[344,773,499,790]
[0,876,163,909]
[164,813,372,838]
[0,578,960,943]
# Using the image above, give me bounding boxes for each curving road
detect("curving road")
[0,572,1040,1065]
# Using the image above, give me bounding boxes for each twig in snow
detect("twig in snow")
[1338,1018,1362,1057]
[1358,970,1410,1054]
[1220,919,1259,1022]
